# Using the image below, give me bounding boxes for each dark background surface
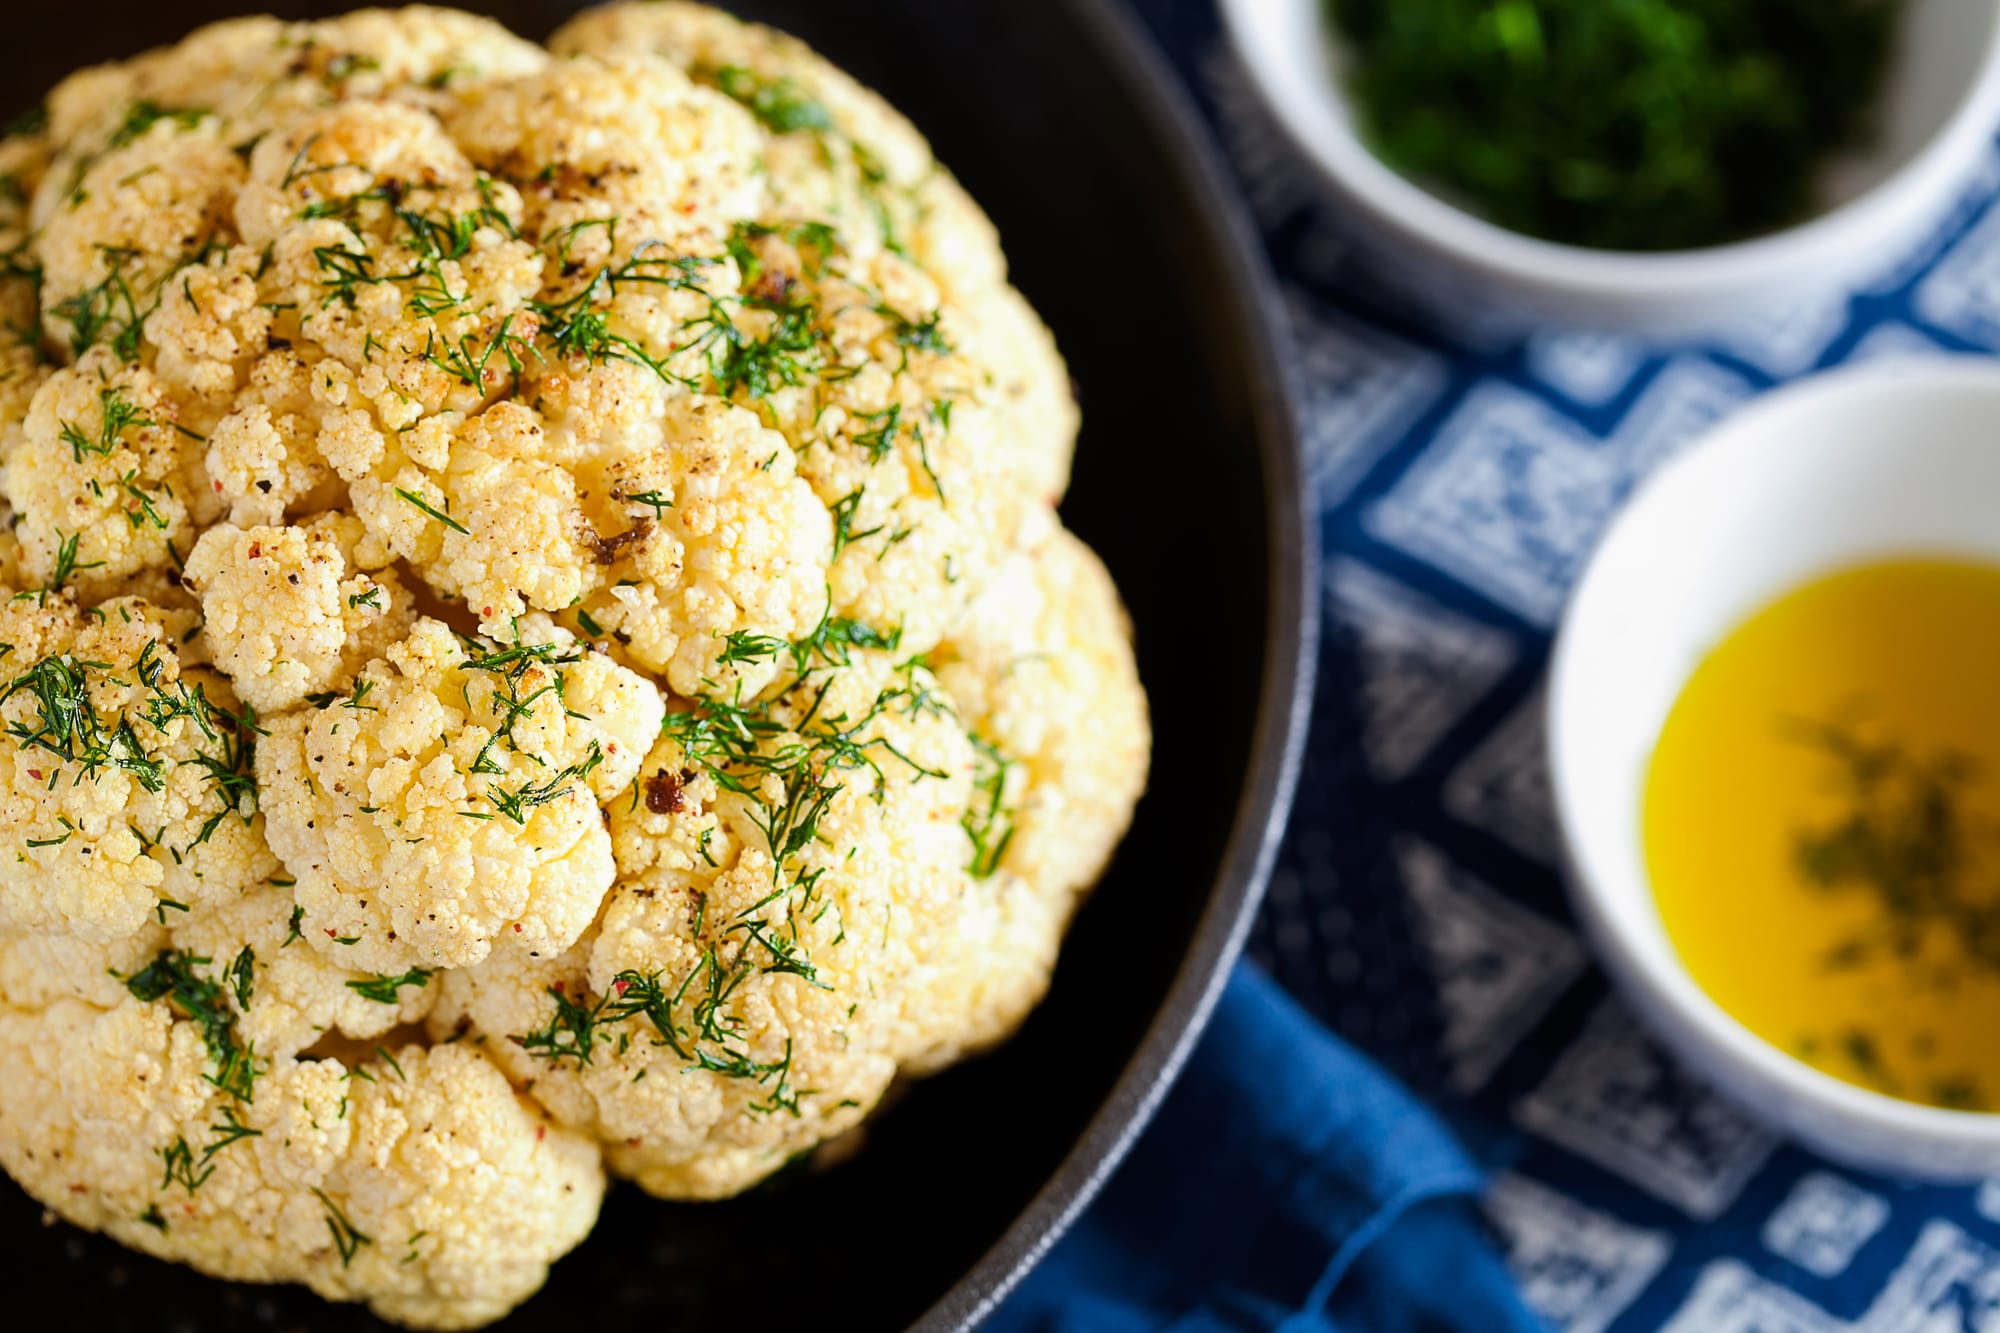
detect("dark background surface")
[0,2,1284,1328]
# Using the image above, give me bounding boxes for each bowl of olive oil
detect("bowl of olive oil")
[1551,357,2000,1179]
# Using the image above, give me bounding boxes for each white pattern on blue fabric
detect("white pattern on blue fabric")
[1524,330,1650,408]
[1398,840,1583,1092]
[1762,1173,1892,1279]
[1915,185,2000,349]
[1441,689,1561,865]
[1365,362,1746,624]
[1857,1221,2000,1330]
[1327,558,1517,781]
[1706,293,1854,378]
[1846,321,1955,364]
[1662,1263,1844,1333]
[1485,1174,1673,1333]
[1285,288,1449,502]
[1513,1003,1778,1219]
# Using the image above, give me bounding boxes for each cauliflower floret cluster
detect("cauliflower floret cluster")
[0,4,1148,1327]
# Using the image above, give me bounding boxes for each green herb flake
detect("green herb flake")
[345,967,434,1004]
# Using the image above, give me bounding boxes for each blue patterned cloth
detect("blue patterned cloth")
[1000,2,2000,1329]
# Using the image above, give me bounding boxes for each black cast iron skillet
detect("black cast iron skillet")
[1,1,1315,1326]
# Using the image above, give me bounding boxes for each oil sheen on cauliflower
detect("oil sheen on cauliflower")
[0,4,1147,1327]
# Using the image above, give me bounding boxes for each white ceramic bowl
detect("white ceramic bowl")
[1219,0,2000,332]
[1549,357,2000,1179]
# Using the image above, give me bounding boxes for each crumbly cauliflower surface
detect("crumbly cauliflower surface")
[0,4,1148,1327]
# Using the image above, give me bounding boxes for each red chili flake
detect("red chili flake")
[26,770,40,781]
[481,606,494,618]
[535,1125,547,1141]
[551,981,566,993]
[613,978,632,995]
[247,542,262,559]
[324,928,338,939]
[512,922,523,933]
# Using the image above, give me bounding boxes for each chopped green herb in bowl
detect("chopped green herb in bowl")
[1326,0,1905,251]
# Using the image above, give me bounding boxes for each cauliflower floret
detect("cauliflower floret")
[32,111,244,361]
[719,235,1044,656]
[548,1,962,281]
[8,350,210,598]
[203,352,350,527]
[0,593,275,941]
[447,52,764,254]
[906,526,1150,1069]
[185,511,414,716]
[0,974,601,1331]
[42,9,548,160]
[549,0,1079,501]
[439,653,972,1198]
[933,525,1150,905]
[346,400,603,629]
[566,395,833,693]
[171,880,438,1061]
[257,617,664,972]
[0,920,166,1011]
[0,500,26,592]
[242,103,547,424]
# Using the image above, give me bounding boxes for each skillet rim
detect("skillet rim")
[911,0,1320,1326]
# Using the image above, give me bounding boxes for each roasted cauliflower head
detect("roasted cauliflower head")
[0,4,1148,1327]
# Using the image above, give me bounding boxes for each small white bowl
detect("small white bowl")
[1219,0,2000,332]
[1549,357,2000,1179]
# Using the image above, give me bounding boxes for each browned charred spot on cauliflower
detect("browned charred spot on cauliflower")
[0,4,1140,1326]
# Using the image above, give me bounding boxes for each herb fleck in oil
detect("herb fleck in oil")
[1645,558,2000,1111]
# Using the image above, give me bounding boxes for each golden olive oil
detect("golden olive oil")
[1644,557,2000,1111]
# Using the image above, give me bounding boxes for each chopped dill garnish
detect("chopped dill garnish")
[51,245,149,358]
[829,489,883,558]
[3,651,164,792]
[710,66,834,134]
[108,101,209,150]
[3,103,47,140]
[346,967,433,1004]
[312,1189,371,1267]
[124,949,259,1102]
[228,946,255,1010]
[57,387,152,462]
[487,742,604,825]
[621,490,673,519]
[394,487,469,534]
[961,733,1017,878]
[157,1135,210,1196]
[155,1102,262,1196]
